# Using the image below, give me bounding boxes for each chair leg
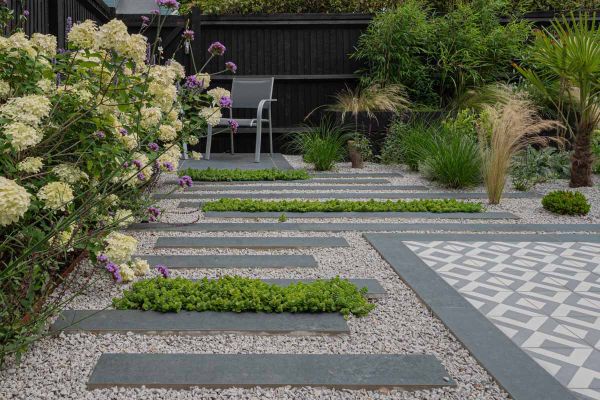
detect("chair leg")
[268,109,273,155]
[230,129,235,155]
[205,125,213,161]
[254,122,262,163]
[182,141,189,159]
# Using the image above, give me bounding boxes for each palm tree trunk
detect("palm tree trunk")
[570,123,594,187]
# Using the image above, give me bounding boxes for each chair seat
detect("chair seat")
[212,118,269,127]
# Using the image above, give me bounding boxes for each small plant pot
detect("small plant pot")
[347,140,364,169]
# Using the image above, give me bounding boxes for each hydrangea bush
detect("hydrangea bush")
[0,1,235,363]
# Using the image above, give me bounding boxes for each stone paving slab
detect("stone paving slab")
[200,211,519,220]
[154,236,350,249]
[137,254,318,269]
[364,233,579,400]
[179,153,293,171]
[183,184,429,192]
[157,191,537,200]
[87,353,454,390]
[127,222,600,233]
[51,310,349,336]
[310,172,404,178]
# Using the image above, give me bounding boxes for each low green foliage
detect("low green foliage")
[179,168,310,182]
[511,147,570,191]
[542,191,591,216]
[202,198,484,213]
[381,120,436,169]
[113,276,375,317]
[278,213,288,222]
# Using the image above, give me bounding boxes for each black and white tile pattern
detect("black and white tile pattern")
[405,240,600,400]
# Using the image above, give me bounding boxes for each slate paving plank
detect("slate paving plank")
[183,185,429,192]
[87,353,454,390]
[169,178,392,185]
[154,236,350,249]
[156,191,537,200]
[52,310,349,336]
[179,153,293,171]
[127,222,600,233]
[137,254,318,269]
[310,172,403,178]
[200,211,519,220]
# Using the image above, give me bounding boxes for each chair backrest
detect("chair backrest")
[231,77,274,109]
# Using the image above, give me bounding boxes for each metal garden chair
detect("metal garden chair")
[186,77,277,163]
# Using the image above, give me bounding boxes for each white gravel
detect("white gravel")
[2,155,597,400]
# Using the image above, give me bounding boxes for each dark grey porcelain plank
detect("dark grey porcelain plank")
[167,178,392,185]
[183,185,429,192]
[200,211,519,220]
[127,222,600,233]
[87,353,453,390]
[52,310,349,336]
[156,191,537,200]
[137,254,317,268]
[310,172,403,178]
[154,236,350,249]
[364,233,578,400]
[179,153,293,171]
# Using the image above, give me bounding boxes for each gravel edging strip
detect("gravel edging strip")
[87,353,454,390]
[364,233,578,400]
[51,310,350,336]
[127,222,600,233]
[200,211,519,220]
[157,191,538,200]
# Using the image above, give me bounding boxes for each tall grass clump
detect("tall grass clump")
[478,90,561,204]
[288,119,352,171]
[381,119,436,169]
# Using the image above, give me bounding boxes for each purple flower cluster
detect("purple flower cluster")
[184,74,204,89]
[106,262,122,282]
[178,175,193,188]
[119,128,128,136]
[147,206,161,222]
[150,9,160,15]
[137,171,146,181]
[97,254,109,263]
[133,159,143,169]
[219,96,233,108]
[122,161,130,168]
[208,41,226,56]
[225,61,237,73]
[148,142,159,151]
[155,0,179,10]
[95,130,105,139]
[162,161,175,172]
[141,16,150,27]
[182,29,195,41]
[156,265,170,278]
[228,119,239,134]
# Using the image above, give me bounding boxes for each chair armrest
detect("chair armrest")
[256,99,278,120]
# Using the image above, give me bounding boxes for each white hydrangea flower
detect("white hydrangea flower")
[167,59,186,80]
[207,87,231,105]
[0,176,31,226]
[187,135,199,146]
[157,144,181,172]
[68,20,98,49]
[0,80,11,99]
[125,34,147,65]
[31,33,57,58]
[37,181,74,211]
[96,19,130,56]
[195,73,211,90]
[4,122,43,151]
[131,258,150,276]
[113,209,134,227]
[17,157,43,173]
[191,151,202,160]
[158,124,177,142]
[140,107,162,130]
[36,79,54,94]
[199,107,222,126]
[0,95,51,126]
[52,164,89,184]
[104,232,137,264]
[6,32,36,57]
[119,264,135,283]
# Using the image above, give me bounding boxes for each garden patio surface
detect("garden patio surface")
[2,153,600,400]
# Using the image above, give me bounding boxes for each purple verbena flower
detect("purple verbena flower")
[141,16,150,27]
[225,61,237,73]
[105,262,118,273]
[97,254,109,263]
[219,96,233,108]
[228,119,239,134]
[178,175,193,188]
[66,17,73,35]
[119,128,128,136]
[182,29,195,41]
[113,270,122,283]
[208,41,226,56]
[23,9,29,17]
[156,265,170,278]
[122,161,130,168]
[184,74,202,89]
[162,161,175,172]
[95,130,105,139]
[137,171,146,181]
[133,159,143,169]
[147,206,161,222]
[155,0,179,10]
[150,9,160,15]
[148,142,159,151]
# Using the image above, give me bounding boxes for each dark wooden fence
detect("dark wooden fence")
[5,0,113,48]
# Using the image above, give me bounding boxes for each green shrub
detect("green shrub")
[381,119,436,169]
[511,146,571,191]
[113,276,375,317]
[420,133,482,188]
[179,168,310,181]
[542,191,591,216]
[349,133,374,162]
[288,120,352,171]
[202,198,484,213]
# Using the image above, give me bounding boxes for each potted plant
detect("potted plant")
[348,133,373,168]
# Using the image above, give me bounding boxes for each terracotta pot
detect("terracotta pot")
[347,140,364,169]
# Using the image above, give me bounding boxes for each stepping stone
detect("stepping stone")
[201,211,519,220]
[138,254,317,269]
[154,236,350,249]
[87,353,454,390]
[181,178,393,185]
[263,278,386,299]
[52,310,349,336]
[159,191,537,200]
[127,222,600,233]
[310,172,403,178]
[184,184,429,192]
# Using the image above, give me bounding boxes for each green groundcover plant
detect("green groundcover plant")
[180,168,311,181]
[113,276,375,317]
[542,191,591,216]
[202,198,484,213]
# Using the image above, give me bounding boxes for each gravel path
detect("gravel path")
[2,156,598,400]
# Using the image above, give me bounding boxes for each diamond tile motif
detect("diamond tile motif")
[405,240,600,400]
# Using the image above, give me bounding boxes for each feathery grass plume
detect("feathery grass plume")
[478,87,562,204]
[329,83,409,123]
